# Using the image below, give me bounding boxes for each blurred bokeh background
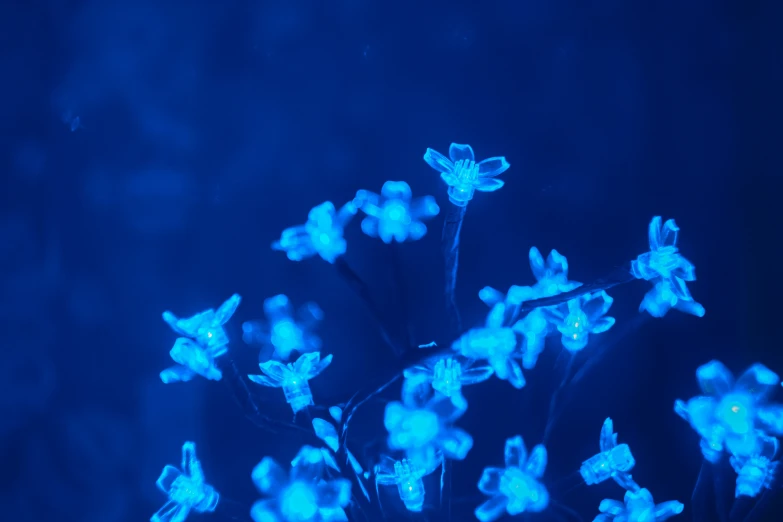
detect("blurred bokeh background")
[1,0,782,520]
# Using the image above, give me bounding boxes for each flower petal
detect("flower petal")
[696,360,735,396]
[440,171,460,187]
[591,316,615,334]
[599,418,615,452]
[460,365,494,385]
[735,363,780,402]
[449,143,475,162]
[660,218,680,248]
[215,294,242,325]
[475,178,504,192]
[647,216,663,250]
[259,360,291,383]
[251,457,287,494]
[250,499,281,522]
[291,445,325,481]
[478,467,503,494]
[423,148,454,173]
[294,352,321,375]
[438,427,473,459]
[316,478,352,509]
[528,247,547,281]
[506,359,526,389]
[477,156,510,177]
[475,494,508,522]
[524,444,548,478]
[504,435,528,469]
[582,291,613,321]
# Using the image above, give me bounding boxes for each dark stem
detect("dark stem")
[335,256,408,357]
[442,205,467,335]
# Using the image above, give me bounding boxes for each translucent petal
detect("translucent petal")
[659,218,680,248]
[381,180,412,201]
[486,302,506,328]
[479,286,505,307]
[582,291,613,321]
[598,499,625,515]
[735,363,780,401]
[647,216,663,250]
[439,427,473,460]
[251,457,287,494]
[478,467,503,494]
[423,148,454,174]
[506,359,526,389]
[460,365,494,385]
[591,316,616,334]
[475,178,504,192]
[316,478,352,508]
[181,442,202,481]
[312,418,340,451]
[449,143,475,162]
[409,195,440,218]
[160,365,197,384]
[248,374,281,387]
[524,445,548,478]
[654,500,684,520]
[440,171,460,187]
[504,436,527,469]
[305,353,333,379]
[528,247,547,281]
[375,470,397,486]
[258,361,290,383]
[291,446,326,481]
[152,501,190,522]
[757,405,783,435]
[696,360,735,396]
[250,499,281,522]
[215,294,241,325]
[293,352,321,375]
[475,494,508,522]
[600,418,615,452]
[477,157,510,177]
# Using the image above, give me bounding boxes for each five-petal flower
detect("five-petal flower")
[251,445,351,522]
[423,143,510,206]
[475,436,549,522]
[354,181,439,243]
[403,356,494,399]
[594,488,683,522]
[160,294,242,383]
[580,418,638,491]
[632,216,704,318]
[152,442,219,522]
[540,291,615,352]
[242,294,324,361]
[374,456,439,512]
[249,352,333,413]
[273,201,357,264]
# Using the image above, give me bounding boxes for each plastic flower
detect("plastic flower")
[423,143,510,206]
[631,216,704,318]
[475,436,549,522]
[384,394,473,472]
[675,360,783,463]
[251,446,351,522]
[540,291,615,352]
[580,418,638,491]
[160,294,242,383]
[249,352,333,413]
[452,301,525,389]
[242,294,324,361]
[374,456,440,512]
[730,453,780,498]
[152,442,219,522]
[403,356,493,399]
[594,488,683,522]
[273,201,357,264]
[354,181,439,243]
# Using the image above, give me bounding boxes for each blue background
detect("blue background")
[2,0,782,521]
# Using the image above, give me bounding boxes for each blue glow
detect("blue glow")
[375,457,437,512]
[595,488,683,522]
[581,418,638,490]
[160,294,242,383]
[452,302,526,389]
[152,442,219,522]
[403,356,493,398]
[631,216,704,318]
[540,291,615,352]
[675,360,783,464]
[251,446,351,522]
[384,394,473,472]
[248,352,333,413]
[354,181,439,243]
[242,294,324,361]
[730,454,780,498]
[272,201,357,264]
[423,143,510,207]
[475,436,549,522]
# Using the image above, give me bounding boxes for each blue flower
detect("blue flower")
[273,201,357,264]
[249,352,333,413]
[423,143,510,207]
[403,356,494,399]
[540,291,615,352]
[152,442,219,522]
[475,436,549,522]
[580,418,638,490]
[243,294,324,361]
[675,360,783,463]
[632,216,704,317]
[160,294,242,383]
[730,454,780,498]
[594,488,683,522]
[354,181,439,243]
[251,446,351,522]
[384,394,473,472]
[374,456,439,513]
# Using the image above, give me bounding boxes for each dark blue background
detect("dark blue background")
[2,0,782,521]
